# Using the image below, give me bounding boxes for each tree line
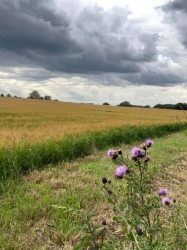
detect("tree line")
[27,90,53,100]
[1,92,186,109]
[103,101,187,110]
[153,103,187,110]
[0,90,59,101]
[103,101,150,108]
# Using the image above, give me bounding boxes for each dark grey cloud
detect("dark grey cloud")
[120,72,184,87]
[160,0,187,12]
[159,0,187,48]
[20,0,69,27]
[0,0,76,55]
[0,0,185,89]
[0,0,159,76]
[137,70,183,86]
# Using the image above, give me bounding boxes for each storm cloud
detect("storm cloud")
[159,0,187,49]
[0,0,187,105]
[0,0,160,75]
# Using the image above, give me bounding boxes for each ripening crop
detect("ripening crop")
[0,97,185,148]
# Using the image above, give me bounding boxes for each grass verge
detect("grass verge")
[0,122,186,181]
[0,131,187,249]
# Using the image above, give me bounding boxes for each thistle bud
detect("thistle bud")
[102,219,107,225]
[136,227,143,236]
[102,177,107,184]
[118,149,122,155]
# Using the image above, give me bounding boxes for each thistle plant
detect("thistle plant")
[73,139,183,249]
[104,139,165,249]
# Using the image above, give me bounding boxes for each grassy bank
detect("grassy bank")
[1,131,187,249]
[0,122,187,181]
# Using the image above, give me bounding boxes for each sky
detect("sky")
[1,0,187,106]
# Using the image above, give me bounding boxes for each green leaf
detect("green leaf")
[113,216,121,223]
[73,235,91,250]
[107,196,115,204]
[101,242,116,250]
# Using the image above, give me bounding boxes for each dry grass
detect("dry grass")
[0,97,185,148]
[153,152,187,206]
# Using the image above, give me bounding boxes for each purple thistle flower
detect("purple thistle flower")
[146,139,154,148]
[107,149,114,157]
[131,147,145,158]
[132,147,140,157]
[115,166,128,178]
[162,197,170,205]
[139,151,145,158]
[159,188,168,196]
[107,149,118,159]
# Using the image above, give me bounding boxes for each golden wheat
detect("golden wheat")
[0,97,185,148]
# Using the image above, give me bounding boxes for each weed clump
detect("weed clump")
[73,139,186,249]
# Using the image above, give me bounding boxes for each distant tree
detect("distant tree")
[1,94,4,97]
[153,104,164,109]
[102,102,110,105]
[53,99,59,101]
[28,90,41,99]
[44,96,52,100]
[144,105,150,108]
[164,104,175,109]
[14,96,18,98]
[154,103,178,110]
[117,101,132,107]
[175,103,187,110]
[6,93,12,97]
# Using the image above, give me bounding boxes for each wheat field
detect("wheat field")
[0,97,185,148]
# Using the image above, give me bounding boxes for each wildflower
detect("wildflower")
[107,149,118,159]
[139,151,145,158]
[102,177,107,184]
[107,149,114,157]
[102,219,107,225]
[107,180,112,184]
[162,197,170,205]
[111,152,118,159]
[144,156,150,163]
[159,188,168,196]
[131,147,145,158]
[146,139,154,148]
[173,198,176,203]
[115,166,128,178]
[136,227,143,236]
[118,149,122,155]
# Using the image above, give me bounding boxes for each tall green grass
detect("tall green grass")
[0,122,186,181]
